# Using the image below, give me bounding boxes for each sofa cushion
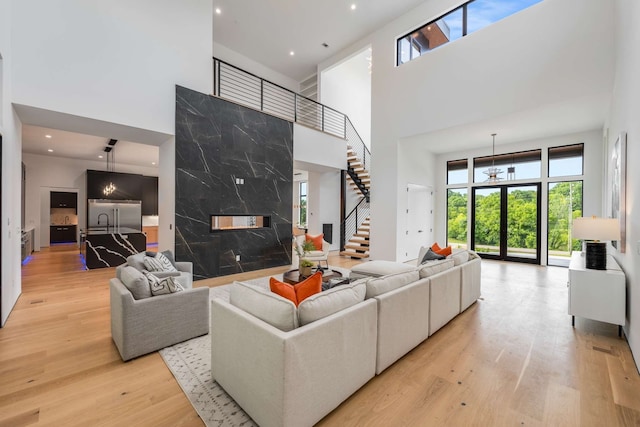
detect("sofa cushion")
[351,260,415,279]
[126,251,147,271]
[146,250,178,269]
[434,245,452,257]
[142,270,184,296]
[419,248,445,265]
[120,266,152,300]
[418,259,455,279]
[365,270,420,299]
[230,281,298,332]
[143,252,178,272]
[269,271,322,306]
[448,250,470,266]
[298,281,366,326]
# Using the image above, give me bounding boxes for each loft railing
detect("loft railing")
[213,57,346,139]
[340,196,370,251]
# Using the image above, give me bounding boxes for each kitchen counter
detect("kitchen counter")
[81,228,146,269]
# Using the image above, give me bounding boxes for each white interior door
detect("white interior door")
[406,184,433,260]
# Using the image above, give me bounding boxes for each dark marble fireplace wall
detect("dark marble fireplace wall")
[175,86,293,279]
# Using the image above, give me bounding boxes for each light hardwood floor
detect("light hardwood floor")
[1,245,639,426]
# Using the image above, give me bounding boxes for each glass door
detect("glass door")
[472,184,541,264]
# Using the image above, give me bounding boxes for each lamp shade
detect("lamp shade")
[572,217,620,241]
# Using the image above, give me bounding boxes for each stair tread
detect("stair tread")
[339,251,370,259]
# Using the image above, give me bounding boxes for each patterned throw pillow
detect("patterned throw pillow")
[143,252,178,272]
[142,270,184,296]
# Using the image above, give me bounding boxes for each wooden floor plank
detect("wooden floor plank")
[1,245,639,426]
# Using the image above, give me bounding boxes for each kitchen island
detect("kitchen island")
[81,227,146,269]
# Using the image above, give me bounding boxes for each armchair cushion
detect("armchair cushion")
[305,233,324,250]
[120,266,152,300]
[143,252,178,272]
[142,270,184,296]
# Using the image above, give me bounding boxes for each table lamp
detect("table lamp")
[572,216,620,270]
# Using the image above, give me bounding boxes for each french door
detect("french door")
[471,183,541,264]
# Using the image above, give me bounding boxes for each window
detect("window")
[397,0,542,65]
[447,188,468,248]
[473,149,541,182]
[548,144,583,177]
[547,181,583,266]
[299,181,307,227]
[447,159,468,184]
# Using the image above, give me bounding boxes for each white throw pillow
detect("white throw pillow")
[365,270,420,299]
[143,252,178,272]
[142,270,183,296]
[297,282,366,326]
[229,281,298,332]
[418,259,455,278]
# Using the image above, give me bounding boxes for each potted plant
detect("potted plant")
[294,239,317,277]
[299,259,315,278]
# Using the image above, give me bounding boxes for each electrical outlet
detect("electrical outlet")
[235,255,241,261]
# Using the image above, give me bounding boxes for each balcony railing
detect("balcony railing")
[213,57,346,139]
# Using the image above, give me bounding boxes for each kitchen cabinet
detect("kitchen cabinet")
[51,191,77,209]
[50,225,77,243]
[143,226,158,244]
[142,176,158,215]
[86,170,143,201]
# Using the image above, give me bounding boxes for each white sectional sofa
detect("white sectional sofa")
[210,249,481,427]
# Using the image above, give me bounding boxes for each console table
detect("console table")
[568,251,625,336]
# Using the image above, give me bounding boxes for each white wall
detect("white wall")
[11,0,213,136]
[320,48,372,148]
[0,0,24,326]
[293,124,346,170]
[214,42,300,93]
[318,0,614,261]
[306,171,341,251]
[434,129,603,264]
[606,0,640,368]
[22,152,157,249]
[158,138,175,253]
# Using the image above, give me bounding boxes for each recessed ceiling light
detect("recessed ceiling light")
[351,4,356,10]
[152,162,156,165]
[47,149,53,152]
[289,51,295,56]
[45,134,52,139]
[98,155,103,159]
[215,7,221,14]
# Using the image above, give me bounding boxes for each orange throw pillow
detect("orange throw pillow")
[435,245,452,257]
[305,233,324,251]
[270,271,322,306]
[431,242,442,253]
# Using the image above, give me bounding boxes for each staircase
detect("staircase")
[340,139,371,259]
[346,145,370,200]
[340,217,370,259]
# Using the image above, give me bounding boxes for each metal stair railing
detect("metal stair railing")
[214,57,346,138]
[345,117,371,172]
[340,197,370,252]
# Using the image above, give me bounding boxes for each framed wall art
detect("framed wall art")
[610,132,626,252]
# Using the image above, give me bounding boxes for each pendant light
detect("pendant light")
[483,133,504,183]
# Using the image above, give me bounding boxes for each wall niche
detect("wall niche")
[175,85,293,279]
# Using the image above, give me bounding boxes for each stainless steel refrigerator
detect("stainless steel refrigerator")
[87,199,142,231]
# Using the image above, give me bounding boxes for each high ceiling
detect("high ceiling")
[212,0,427,81]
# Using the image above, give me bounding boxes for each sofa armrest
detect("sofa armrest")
[374,277,430,374]
[460,257,481,311]
[211,298,377,427]
[175,261,192,275]
[110,278,209,361]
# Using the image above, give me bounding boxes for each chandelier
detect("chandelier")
[103,139,118,195]
[483,133,503,183]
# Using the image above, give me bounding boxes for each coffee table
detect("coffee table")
[283,269,349,291]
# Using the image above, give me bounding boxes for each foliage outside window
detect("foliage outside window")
[299,181,307,227]
[397,0,542,66]
[548,181,583,265]
[447,189,468,248]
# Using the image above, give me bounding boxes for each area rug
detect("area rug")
[159,267,350,426]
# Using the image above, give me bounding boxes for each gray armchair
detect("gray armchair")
[110,252,208,361]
